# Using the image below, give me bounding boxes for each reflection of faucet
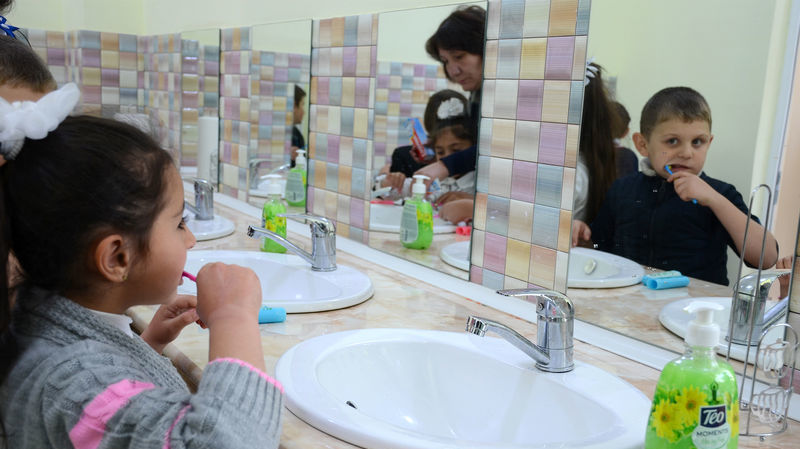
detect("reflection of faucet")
[247,214,336,271]
[728,270,791,345]
[466,289,574,373]
[249,158,290,189]
[182,177,214,221]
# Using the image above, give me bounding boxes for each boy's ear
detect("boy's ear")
[92,234,132,283]
[632,132,649,157]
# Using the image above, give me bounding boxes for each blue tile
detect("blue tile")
[344,15,359,46]
[351,167,367,198]
[352,138,368,169]
[576,0,592,36]
[79,30,101,49]
[308,160,316,186]
[315,132,328,160]
[340,107,355,138]
[476,155,490,193]
[499,0,525,39]
[204,46,220,61]
[374,101,388,116]
[481,269,505,290]
[182,39,199,57]
[535,164,563,208]
[274,83,287,97]
[329,77,342,105]
[119,34,137,52]
[568,81,584,124]
[485,194,510,236]
[325,162,339,192]
[204,92,219,109]
[390,62,403,76]
[531,204,559,249]
[402,76,414,90]
[288,68,302,83]
[258,125,272,140]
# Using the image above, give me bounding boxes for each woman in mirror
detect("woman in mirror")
[414,5,486,185]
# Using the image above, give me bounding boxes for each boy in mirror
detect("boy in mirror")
[573,87,778,285]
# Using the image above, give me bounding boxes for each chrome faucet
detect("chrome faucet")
[249,158,290,190]
[247,214,336,271]
[183,177,214,221]
[466,289,574,373]
[728,270,791,345]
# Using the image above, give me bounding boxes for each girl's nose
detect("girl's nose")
[186,229,197,249]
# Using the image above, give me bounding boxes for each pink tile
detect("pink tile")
[414,65,425,77]
[101,69,119,87]
[204,60,219,76]
[182,57,198,74]
[483,232,508,274]
[47,48,66,66]
[470,266,483,284]
[343,47,357,76]
[516,80,544,121]
[81,85,101,104]
[370,46,377,77]
[223,97,240,120]
[510,160,537,202]
[307,187,315,211]
[182,92,199,109]
[274,67,288,83]
[317,78,330,105]
[539,123,567,166]
[259,110,273,126]
[260,80,274,96]
[327,135,340,163]
[239,76,249,97]
[545,37,575,80]
[350,197,364,228]
[81,49,101,67]
[425,78,437,90]
[289,53,303,68]
[354,78,370,108]
[377,75,390,89]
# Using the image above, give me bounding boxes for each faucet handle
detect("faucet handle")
[737,269,791,299]
[497,289,574,321]
[182,177,214,194]
[279,213,336,235]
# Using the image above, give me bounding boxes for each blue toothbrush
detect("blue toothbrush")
[664,165,698,204]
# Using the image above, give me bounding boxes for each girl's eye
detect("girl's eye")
[179,215,188,230]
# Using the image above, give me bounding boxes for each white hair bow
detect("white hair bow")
[584,56,598,86]
[0,82,80,160]
[437,98,465,120]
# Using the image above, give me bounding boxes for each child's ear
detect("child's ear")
[632,132,649,157]
[92,234,133,283]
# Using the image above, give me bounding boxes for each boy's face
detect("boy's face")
[293,100,305,125]
[633,118,713,179]
[434,129,472,161]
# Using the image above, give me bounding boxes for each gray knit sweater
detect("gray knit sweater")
[0,286,283,448]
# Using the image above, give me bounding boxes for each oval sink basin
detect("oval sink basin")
[178,250,373,313]
[277,328,649,449]
[184,212,236,241]
[249,177,287,198]
[659,296,786,362]
[369,203,456,234]
[440,240,470,271]
[567,247,644,288]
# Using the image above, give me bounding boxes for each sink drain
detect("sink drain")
[345,400,358,409]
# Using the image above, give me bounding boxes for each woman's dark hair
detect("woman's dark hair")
[423,89,468,133]
[425,5,486,80]
[0,115,174,385]
[580,63,620,223]
[294,84,306,108]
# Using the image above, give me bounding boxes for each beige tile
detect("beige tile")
[337,194,351,224]
[548,0,579,37]
[565,124,580,168]
[503,276,528,289]
[338,165,352,196]
[529,245,556,289]
[514,120,539,162]
[471,228,485,267]
[572,36,588,81]
[473,193,488,231]
[541,80,570,123]
[520,38,546,79]
[561,167,575,210]
[488,157,513,198]
[508,200,534,243]
[314,160,326,190]
[100,32,119,51]
[312,187,326,216]
[484,40,498,80]
[523,0,551,37]
[505,238,531,281]
[331,17,345,47]
[101,50,119,69]
[491,119,516,159]
[325,190,338,220]
[356,46,372,77]
[341,77,355,107]
[353,108,369,139]
[554,250,569,293]
[558,209,572,252]
[81,67,101,86]
[310,77,318,104]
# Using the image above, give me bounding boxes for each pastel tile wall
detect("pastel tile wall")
[181,38,220,166]
[24,29,69,88]
[139,33,182,163]
[372,61,455,169]
[308,14,377,243]
[218,27,252,200]
[250,50,311,165]
[471,0,590,294]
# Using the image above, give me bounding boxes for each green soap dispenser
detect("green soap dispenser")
[400,174,433,250]
[260,174,287,253]
[286,149,307,207]
[645,301,738,449]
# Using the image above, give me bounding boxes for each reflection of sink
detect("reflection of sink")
[567,247,644,288]
[249,177,287,198]
[178,250,373,313]
[369,203,456,233]
[659,296,786,362]
[185,213,235,241]
[440,241,470,271]
[277,328,649,449]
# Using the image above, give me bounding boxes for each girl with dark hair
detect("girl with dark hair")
[0,88,283,448]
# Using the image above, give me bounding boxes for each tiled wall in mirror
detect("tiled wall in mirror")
[179,29,220,170]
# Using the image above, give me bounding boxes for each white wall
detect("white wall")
[6,0,143,34]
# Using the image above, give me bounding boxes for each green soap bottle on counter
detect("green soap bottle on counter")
[644,301,738,449]
[400,174,433,250]
[260,174,287,253]
[285,149,307,207]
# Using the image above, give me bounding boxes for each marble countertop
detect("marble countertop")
[127,198,798,448]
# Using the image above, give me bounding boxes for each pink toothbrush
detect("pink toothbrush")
[181,271,206,328]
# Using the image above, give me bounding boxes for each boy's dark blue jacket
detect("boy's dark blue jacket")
[590,171,759,286]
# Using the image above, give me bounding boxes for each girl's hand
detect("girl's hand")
[195,262,262,328]
[434,191,473,206]
[380,172,406,192]
[668,171,718,205]
[141,294,200,354]
[571,220,592,247]
[439,198,474,224]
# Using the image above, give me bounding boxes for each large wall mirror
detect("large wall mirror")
[178,28,220,177]
[245,20,312,209]
[367,2,486,280]
[567,0,800,363]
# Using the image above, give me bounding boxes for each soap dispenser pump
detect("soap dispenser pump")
[400,175,433,250]
[645,301,739,449]
[261,174,287,253]
[286,149,307,207]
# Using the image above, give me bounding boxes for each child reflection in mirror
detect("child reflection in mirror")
[573,86,778,285]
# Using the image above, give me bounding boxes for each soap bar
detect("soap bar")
[643,275,690,290]
[258,306,287,324]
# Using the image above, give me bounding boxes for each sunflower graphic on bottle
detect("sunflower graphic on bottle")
[644,302,738,448]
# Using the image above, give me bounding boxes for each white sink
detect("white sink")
[440,240,470,271]
[659,296,786,362]
[249,177,287,198]
[567,247,645,288]
[178,250,373,313]
[185,213,236,241]
[277,328,649,449]
[369,203,456,234]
